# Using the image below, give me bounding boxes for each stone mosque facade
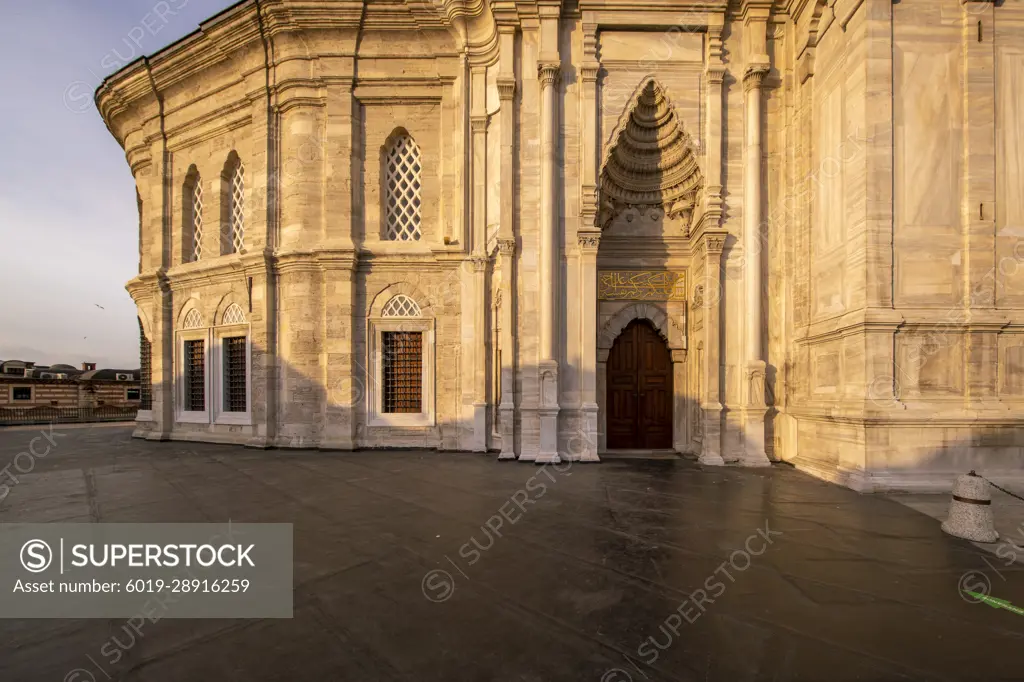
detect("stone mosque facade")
[98,0,1024,491]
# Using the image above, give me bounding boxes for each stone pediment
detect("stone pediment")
[599,79,704,232]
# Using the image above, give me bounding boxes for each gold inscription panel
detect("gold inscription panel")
[598,271,687,301]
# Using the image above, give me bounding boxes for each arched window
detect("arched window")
[183,166,203,263]
[381,294,422,318]
[177,306,207,417]
[369,292,433,426]
[222,153,245,254]
[216,303,249,419]
[222,303,246,326]
[384,132,422,241]
[182,308,204,329]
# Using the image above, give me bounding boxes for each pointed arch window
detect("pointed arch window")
[384,132,422,241]
[222,154,245,254]
[183,166,203,263]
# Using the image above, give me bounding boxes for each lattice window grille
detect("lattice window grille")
[139,319,152,410]
[382,331,423,413]
[191,179,204,261]
[381,295,421,318]
[222,304,246,326]
[384,135,423,241]
[230,162,245,253]
[182,309,203,330]
[223,336,247,412]
[184,339,206,412]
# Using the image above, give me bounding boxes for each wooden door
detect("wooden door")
[606,320,673,449]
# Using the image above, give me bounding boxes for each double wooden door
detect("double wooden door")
[606,320,673,450]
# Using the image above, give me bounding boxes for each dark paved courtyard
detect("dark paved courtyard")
[1,424,1023,681]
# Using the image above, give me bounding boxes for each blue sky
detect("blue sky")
[0,0,236,369]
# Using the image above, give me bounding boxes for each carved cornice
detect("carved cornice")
[743,63,771,91]
[538,62,561,89]
[497,78,516,101]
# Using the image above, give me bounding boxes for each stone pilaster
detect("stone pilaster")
[577,232,601,462]
[320,254,358,450]
[497,54,518,458]
[576,23,601,463]
[536,59,561,464]
[697,233,726,466]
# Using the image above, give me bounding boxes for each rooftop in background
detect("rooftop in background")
[0,360,137,380]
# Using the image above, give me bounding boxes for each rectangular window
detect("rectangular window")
[126,388,141,401]
[381,331,422,413]
[184,339,205,411]
[223,336,247,412]
[12,387,31,401]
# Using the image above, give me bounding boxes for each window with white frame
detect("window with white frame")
[369,294,433,426]
[177,308,208,421]
[214,303,250,424]
[384,133,423,241]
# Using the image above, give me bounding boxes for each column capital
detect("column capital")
[581,62,600,84]
[743,62,770,91]
[470,115,490,133]
[538,62,561,88]
[497,238,516,255]
[497,78,516,101]
[704,232,727,254]
[705,66,727,86]
[577,230,601,252]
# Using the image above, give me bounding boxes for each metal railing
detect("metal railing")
[0,406,138,426]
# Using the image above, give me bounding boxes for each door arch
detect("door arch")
[606,319,673,449]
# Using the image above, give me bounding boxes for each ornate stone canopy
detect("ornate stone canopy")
[599,79,704,231]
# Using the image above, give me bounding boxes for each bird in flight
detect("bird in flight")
[94,304,105,310]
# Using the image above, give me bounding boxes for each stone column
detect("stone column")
[576,24,601,462]
[741,60,772,467]
[577,233,601,461]
[536,59,561,463]
[699,233,727,465]
[497,59,518,459]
